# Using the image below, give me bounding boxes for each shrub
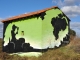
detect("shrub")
[70,29,76,36]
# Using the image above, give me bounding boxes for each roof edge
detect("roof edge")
[1,6,58,23]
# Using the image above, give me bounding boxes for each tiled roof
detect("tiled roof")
[1,6,58,23]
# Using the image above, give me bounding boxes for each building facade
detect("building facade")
[1,6,70,53]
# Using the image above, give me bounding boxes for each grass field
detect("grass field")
[0,36,80,60]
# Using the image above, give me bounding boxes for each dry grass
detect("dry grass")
[0,36,80,60]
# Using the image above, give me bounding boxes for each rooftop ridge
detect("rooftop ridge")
[1,6,58,23]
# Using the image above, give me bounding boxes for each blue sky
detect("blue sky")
[0,0,53,19]
[0,0,80,22]
[0,0,80,37]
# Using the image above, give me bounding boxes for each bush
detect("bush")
[70,29,76,36]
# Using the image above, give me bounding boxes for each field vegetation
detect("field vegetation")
[0,29,80,60]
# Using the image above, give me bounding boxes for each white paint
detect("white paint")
[9,52,42,57]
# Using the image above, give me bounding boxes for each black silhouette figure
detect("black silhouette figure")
[3,25,48,53]
[11,24,19,43]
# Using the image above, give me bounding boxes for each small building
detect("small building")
[1,6,70,54]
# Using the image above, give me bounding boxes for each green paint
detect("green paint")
[42,9,69,48]
[4,8,69,50]
[4,17,42,49]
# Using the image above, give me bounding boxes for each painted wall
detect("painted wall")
[3,8,70,53]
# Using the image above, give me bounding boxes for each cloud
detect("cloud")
[70,22,80,28]
[53,0,63,7]
[52,0,57,3]
[55,0,80,7]
[70,22,80,37]
[0,23,3,38]
[0,18,3,24]
[62,0,80,6]
[63,0,75,6]
[52,0,80,17]
[61,5,80,17]
[0,18,2,20]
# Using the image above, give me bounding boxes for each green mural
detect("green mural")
[3,8,70,53]
[4,17,42,49]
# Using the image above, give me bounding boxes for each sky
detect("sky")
[0,0,80,37]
